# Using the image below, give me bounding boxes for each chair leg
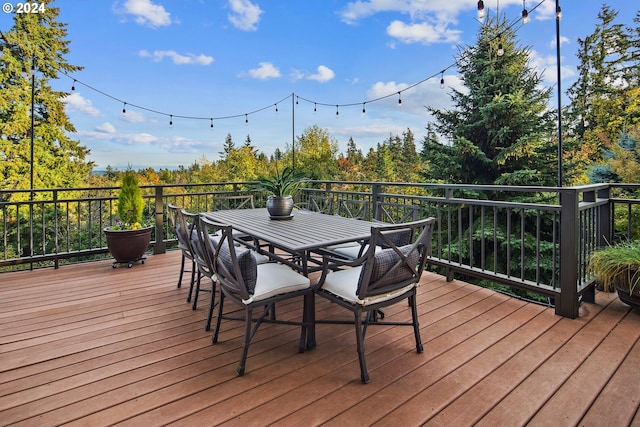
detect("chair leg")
[410,294,423,353]
[298,296,308,353]
[188,270,200,305]
[192,273,201,310]
[176,252,186,288]
[205,281,217,331]
[212,292,224,344]
[237,306,254,376]
[354,310,370,384]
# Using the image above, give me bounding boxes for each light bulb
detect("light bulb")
[477,0,485,19]
[497,43,504,56]
[522,9,530,24]
[440,77,445,89]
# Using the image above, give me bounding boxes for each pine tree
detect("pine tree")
[566,5,638,172]
[0,0,93,197]
[423,16,557,186]
[566,6,640,183]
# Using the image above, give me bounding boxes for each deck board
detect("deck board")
[1,251,639,426]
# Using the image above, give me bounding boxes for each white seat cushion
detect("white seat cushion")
[251,251,270,264]
[243,263,311,304]
[321,265,415,306]
[331,244,382,259]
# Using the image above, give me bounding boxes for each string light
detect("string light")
[314,103,317,114]
[556,5,562,19]
[497,41,504,57]
[245,114,248,125]
[54,50,457,128]
[440,71,445,89]
[477,0,485,19]
[71,80,76,91]
[521,0,530,24]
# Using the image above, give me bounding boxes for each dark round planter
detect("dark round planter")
[615,285,640,310]
[266,195,294,219]
[104,226,152,267]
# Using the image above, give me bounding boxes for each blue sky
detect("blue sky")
[1,1,638,170]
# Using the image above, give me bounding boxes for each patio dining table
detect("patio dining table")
[202,207,375,276]
[202,207,379,348]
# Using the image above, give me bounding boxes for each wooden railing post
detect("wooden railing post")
[372,183,381,221]
[598,185,611,247]
[557,188,579,318]
[153,186,166,254]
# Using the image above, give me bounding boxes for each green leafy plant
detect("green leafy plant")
[588,240,640,293]
[255,167,308,197]
[111,170,149,230]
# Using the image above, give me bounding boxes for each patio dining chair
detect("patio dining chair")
[301,194,334,214]
[181,209,216,311]
[167,203,197,295]
[314,217,435,383]
[375,201,419,224]
[202,217,312,376]
[326,199,371,258]
[212,194,255,243]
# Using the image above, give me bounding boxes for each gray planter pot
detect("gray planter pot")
[266,195,294,219]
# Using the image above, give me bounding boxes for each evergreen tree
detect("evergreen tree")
[566,5,639,173]
[218,133,235,158]
[423,16,556,186]
[0,0,93,197]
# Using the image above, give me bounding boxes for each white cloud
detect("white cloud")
[228,0,263,31]
[75,130,204,154]
[118,0,172,28]
[248,62,281,79]
[338,0,465,25]
[366,75,463,114]
[138,50,214,65]
[387,20,461,45]
[121,109,146,123]
[550,35,570,49]
[529,50,576,86]
[63,92,101,117]
[307,65,335,83]
[95,122,116,134]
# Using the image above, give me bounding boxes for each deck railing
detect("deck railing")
[1,181,638,318]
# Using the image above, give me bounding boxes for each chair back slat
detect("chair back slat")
[337,199,369,220]
[375,201,419,224]
[308,195,333,214]
[209,222,255,301]
[357,218,435,299]
[212,195,255,211]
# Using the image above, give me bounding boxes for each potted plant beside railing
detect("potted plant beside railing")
[589,240,640,310]
[255,167,308,219]
[104,170,152,267]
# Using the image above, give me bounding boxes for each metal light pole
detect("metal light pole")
[291,92,295,171]
[30,55,35,198]
[555,1,563,187]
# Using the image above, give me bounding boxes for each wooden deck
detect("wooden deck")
[1,250,639,426]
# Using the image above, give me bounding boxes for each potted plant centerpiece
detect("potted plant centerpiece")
[104,170,152,267]
[588,240,640,310]
[255,167,308,219]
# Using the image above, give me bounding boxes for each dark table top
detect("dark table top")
[202,208,375,253]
